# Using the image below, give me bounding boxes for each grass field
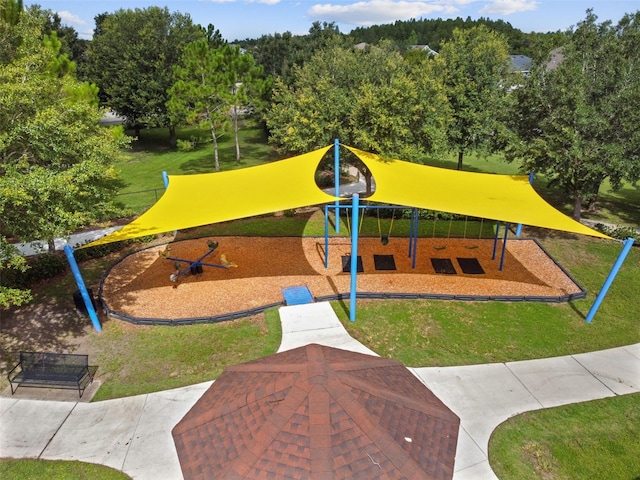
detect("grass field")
[489,394,640,479]
[0,459,131,479]
[113,121,279,213]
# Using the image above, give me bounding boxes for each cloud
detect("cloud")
[308,0,460,26]
[56,11,88,26]
[479,0,538,15]
[209,0,281,3]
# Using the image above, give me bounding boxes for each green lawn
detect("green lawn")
[113,121,279,213]
[489,393,640,480]
[335,236,639,367]
[90,310,282,401]
[0,459,131,479]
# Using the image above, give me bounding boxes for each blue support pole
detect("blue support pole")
[515,172,535,237]
[586,237,635,323]
[163,171,177,235]
[492,221,501,260]
[499,222,510,271]
[411,209,419,269]
[349,194,360,322]
[408,208,415,258]
[64,246,102,332]
[515,223,523,237]
[334,139,340,233]
[324,204,330,268]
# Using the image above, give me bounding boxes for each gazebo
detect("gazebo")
[172,343,460,479]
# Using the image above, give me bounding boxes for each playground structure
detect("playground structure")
[99,232,589,325]
[72,141,633,329]
[159,240,237,283]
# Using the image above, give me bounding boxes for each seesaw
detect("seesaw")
[159,240,237,282]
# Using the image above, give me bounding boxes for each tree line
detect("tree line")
[1,1,639,308]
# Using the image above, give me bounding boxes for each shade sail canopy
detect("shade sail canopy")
[86,146,337,247]
[345,146,609,239]
[86,143,608,247]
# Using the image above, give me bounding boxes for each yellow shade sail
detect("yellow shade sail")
[345,145,609,239]
[85,143,609,248]
[85,146,337,247]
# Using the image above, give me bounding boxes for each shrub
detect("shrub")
[594,223,638,241]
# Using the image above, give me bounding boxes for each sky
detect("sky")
[26,0,640,41]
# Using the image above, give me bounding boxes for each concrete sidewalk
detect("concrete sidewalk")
[12,226,123,256]
[1,302,638,479]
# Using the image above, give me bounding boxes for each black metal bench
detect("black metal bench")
[7,352,95,398]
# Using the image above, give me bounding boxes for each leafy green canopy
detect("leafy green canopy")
[0,7,128,307]
[432,25,512,170]
[168,41,264,171]
[83,7,202,137]
[506,10,640,220]
[265,40,450,163]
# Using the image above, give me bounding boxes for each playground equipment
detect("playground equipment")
[160,239,237,282]
[377,208,395,245]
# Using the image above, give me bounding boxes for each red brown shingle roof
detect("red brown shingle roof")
[173,344,459,479]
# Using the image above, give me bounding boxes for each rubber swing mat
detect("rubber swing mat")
[457,257,485,275]
[431,258,457,275]
[342,255,364,273]
[373,254,397,271]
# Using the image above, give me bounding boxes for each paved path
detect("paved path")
[1,302,638,479]
[12,226,123,256]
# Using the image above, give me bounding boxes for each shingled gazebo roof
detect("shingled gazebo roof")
[172,344,460,479]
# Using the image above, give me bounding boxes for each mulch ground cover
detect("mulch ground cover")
[100,236,584,322]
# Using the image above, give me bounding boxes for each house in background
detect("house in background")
[509,54,532,77]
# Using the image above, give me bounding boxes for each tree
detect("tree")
[506,10,640,220]
[83,7,202,144]
[432,25,512,169]
[266,41,449,162]
[225,46,265,162]
[248,22,346,88]
[0,0,23,63]
[168,39,233,172]
[0,7,128,307]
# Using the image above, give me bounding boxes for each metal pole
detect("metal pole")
[586,237,635,323]
[349,194,360,322]
[411,208,419,269]
[408,208,415,258]
[324,204,329,268]
[64,246,102,332]
[334,139,340,233]
[163,171,177,234]
[492,221,501,260]
[499,222,509,271]
[515,172,535,237]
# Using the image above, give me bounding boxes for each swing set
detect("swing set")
[431,214,485,250]
[345,204,397,246]
[324,202,416,269]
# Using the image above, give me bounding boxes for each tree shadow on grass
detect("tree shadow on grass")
[0,299,95,384]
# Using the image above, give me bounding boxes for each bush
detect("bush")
[594,223,638,241]
[1,253,67,289]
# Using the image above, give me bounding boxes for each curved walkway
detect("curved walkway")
[1,302,639,479]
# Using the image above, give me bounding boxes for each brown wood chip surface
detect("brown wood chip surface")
[101,237,582,321]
